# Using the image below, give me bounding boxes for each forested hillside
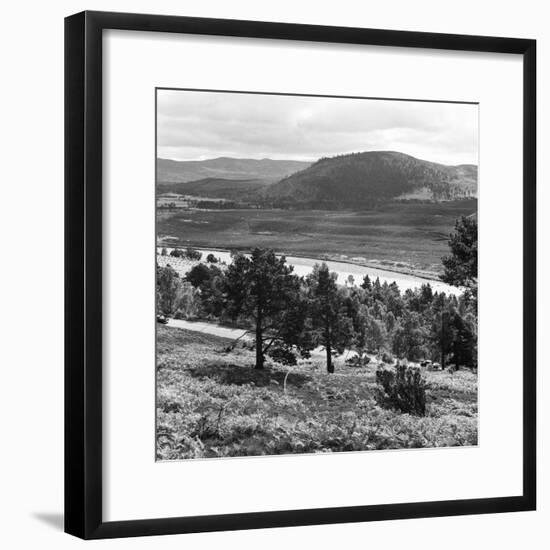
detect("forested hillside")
[262,151,477,206]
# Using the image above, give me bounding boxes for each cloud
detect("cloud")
[157,89,478,165]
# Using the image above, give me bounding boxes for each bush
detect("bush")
[345,354,370,368]
[169,248,184,258]
[185,247,202,261]
[381,351,393,364]
[173,282,202,319]
[206,253,218,263]
[186,263,213,288]
[267,343,297,366]
[376,363,426,416]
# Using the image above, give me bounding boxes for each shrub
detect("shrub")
[169,248,184,258]
[186,263,213,288]
[267,343,297,366]
[381,351,393,364]
[173,282,201,319]
[345,354,370,368]
[376,363,427,416]
[185,247,202,261]
[206,253,218,263]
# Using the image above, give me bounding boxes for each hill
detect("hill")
[157,157,312,184]
[158,177,273,200]
[262,151,477,206]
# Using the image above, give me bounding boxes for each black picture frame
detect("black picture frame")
[65,10,537,540]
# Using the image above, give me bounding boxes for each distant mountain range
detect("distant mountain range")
[157,157,312,184]
[157,151,477,206]
[159,177,273,199]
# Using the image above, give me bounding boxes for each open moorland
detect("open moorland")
[156,326,478,460]
[157,199,476,274]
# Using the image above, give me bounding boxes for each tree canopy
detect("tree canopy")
[306,263,354,373]
[441,215,478,288]
[223,249,308,369]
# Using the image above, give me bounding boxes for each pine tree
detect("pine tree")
[450,311,477,369]
[223,249,305,369]
[361,274,372,291]
[156,265,181,315]
[392,311,428,361]
[306,263,354,373]
[342,288,369,353]
[429,295,456,368]
[441,216,478,288]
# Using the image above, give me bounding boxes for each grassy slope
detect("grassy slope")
[156,326,478,460]
[156,199,476,272]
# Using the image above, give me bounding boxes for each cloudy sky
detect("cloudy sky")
[157,89,478,166]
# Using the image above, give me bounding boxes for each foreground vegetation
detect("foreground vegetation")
[156,326,478,460]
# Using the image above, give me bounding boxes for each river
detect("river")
[159,247,461,296]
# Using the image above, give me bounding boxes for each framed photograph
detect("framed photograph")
[65,11,536,539]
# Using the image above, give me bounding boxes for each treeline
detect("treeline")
[160,247,203,261]
[259,198,385,210]
[157,254,477,372]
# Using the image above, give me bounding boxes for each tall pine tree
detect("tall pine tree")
[223,249,305,369]
[306,263,354,373]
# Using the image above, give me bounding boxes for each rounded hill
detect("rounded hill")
[262,151,477,205]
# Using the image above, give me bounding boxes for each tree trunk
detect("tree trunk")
[325,320,334,373]
[326,344,333,373]
[256,339,264,369]
[255,305,264,369]
[440,315,445,369]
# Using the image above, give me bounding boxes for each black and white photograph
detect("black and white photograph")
[155,89,479,460]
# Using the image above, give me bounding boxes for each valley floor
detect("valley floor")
[156,199,477,274]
